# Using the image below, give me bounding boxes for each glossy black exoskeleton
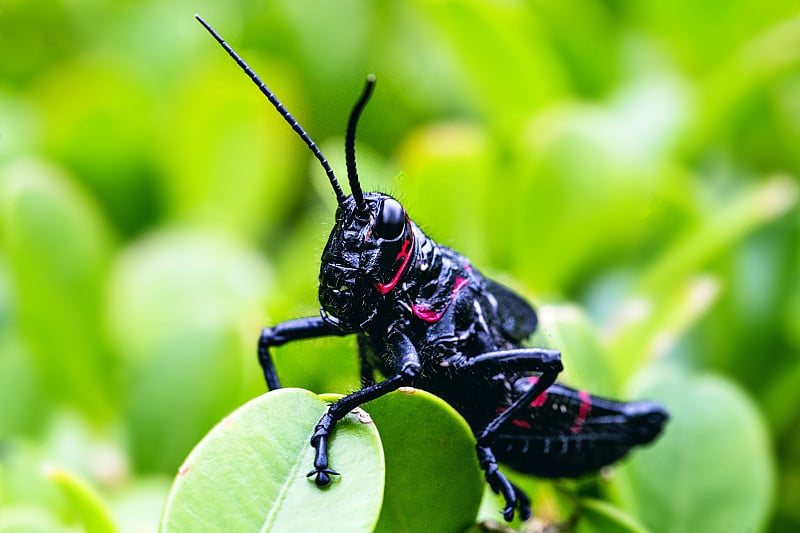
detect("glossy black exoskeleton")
[196,15,668,523]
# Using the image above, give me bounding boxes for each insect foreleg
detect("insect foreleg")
[307,374,406,485]
[258,317,346,390]
[308,330,419,486]
[386,329,421,378]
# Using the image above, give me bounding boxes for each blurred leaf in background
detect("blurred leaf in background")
[1,0,798,531]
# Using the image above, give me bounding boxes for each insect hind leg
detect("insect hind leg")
[451,347,562,521]
[477,446,533,522]
[452,347,563,445]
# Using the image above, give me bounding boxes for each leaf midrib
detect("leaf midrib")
[260,440,310,532]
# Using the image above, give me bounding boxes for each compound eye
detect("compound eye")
[374,198,405,240]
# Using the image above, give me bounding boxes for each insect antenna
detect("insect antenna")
[195,14,347,204]
[345,75,376,213]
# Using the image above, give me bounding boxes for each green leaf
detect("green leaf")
[366,389,484,533]
[614,370,774,533]
[607,276,721,381]
[0,318,44,436]
[46,466,118,533]
[576,498,650,533]
[420,0,566,130]
[32,58,154,235]
[0,440,62,514]
[636,176,797,296]
[107,229,272,472]
[608,176,798,379]
[106,478,171,533]
[160,388,384,533]
[0,160,116,422]
[538,304,617,395]
[157,53,304,240]
[0,506,74,533]
[683,14,800,158]
[396,122,495,269]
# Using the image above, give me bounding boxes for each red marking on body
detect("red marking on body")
[530,390,548,407]
[411,275,469,322]
[374,229,414,294]
[496,406,532,429]
[410,305,445,322]
[571,390,592,434]
[178,463,190,476]
[525,376,548,407]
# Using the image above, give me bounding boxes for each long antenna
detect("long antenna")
[345,75,376,213]
[195,14,347,204]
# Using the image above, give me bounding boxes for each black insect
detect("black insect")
[196,15,668,523]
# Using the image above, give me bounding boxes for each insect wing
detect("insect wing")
[485,279,538,342]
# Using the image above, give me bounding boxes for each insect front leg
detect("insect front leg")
[452,348,563,521]
[308,330,419,486]
[258,316,346,390]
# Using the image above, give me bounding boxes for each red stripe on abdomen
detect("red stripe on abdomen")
[571,390,592,434]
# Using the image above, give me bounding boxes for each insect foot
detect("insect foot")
[477,446,530,522]
[306,435,340,487]
[306,463,339,487]
[308,413,339,486]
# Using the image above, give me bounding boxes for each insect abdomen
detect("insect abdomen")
[494,382,668,478]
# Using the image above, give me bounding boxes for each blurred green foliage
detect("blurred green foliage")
[1,0,799,531]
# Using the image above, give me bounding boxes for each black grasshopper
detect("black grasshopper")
[197,15,668,522]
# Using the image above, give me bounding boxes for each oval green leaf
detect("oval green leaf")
[616,370,774,533]
[0,160,115,422]
[365,388,484,533]
[575,498,650,533]
[160,388,384,533]
[46,466,118,533]
[108,229,272,472]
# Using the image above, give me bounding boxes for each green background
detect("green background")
[1,0,798,531]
